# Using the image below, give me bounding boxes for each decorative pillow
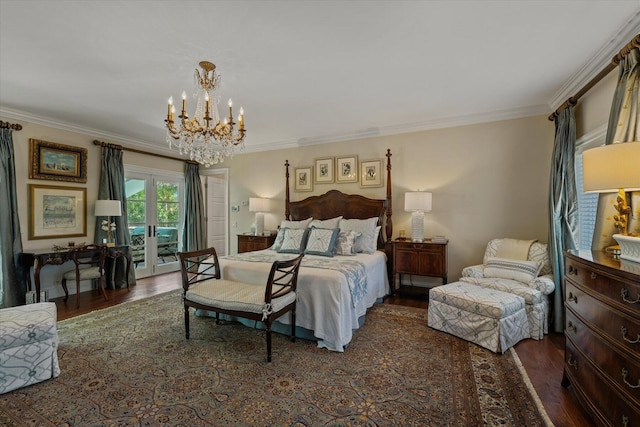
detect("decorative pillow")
[277,228,309,254]
[484,257,541,284]
[304,227,339,257]
[339,217,379,254]
[309,216,342,230]
[271,217,313,250]
[334,230,360,256]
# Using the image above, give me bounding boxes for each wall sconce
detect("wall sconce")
[583,142,640,262]
[94,199,122,246]
[404,191,432,242]
[249,197,270,236]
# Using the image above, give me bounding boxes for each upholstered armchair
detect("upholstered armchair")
[459,238,555,340]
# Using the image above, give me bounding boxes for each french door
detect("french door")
[125,167,184,278]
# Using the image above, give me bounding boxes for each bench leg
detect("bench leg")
[184,305,190,339]
[266,321,272,363]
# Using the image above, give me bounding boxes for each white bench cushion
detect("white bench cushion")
[429,282,525,319]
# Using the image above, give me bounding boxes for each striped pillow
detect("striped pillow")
[484,257,541,284]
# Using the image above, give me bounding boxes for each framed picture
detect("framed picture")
[29,138,88,183]
[314,157,334,184]
[360,159,383,188]
[336,155,358,183]
[295,166,313,192]
[28,184,87,240]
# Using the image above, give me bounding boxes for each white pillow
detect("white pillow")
[334,230,360,256]
[339,217,379,254]
[304,227,339,257]
[484,257,541,284]
[277,228,309,254]
[271,217,313,250]
[309,216,342,229]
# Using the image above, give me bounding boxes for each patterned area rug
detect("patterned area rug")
[0,291,551,426]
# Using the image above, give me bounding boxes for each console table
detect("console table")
[19,245,133,303]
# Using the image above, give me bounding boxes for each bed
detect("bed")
[201,149,395,352]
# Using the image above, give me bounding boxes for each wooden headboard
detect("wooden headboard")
[284,149,393,250]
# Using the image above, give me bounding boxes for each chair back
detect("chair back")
[178,247,221,291]
[264,254,304,304]
[70,244,108,275]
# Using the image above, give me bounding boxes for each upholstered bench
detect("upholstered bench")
[0,303,60,394]
[428,282,530,353]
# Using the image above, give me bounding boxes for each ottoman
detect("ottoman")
[0,302,60,394]
[428,282,529,353]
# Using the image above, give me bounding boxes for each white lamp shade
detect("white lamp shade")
[94,200,122,217]
[249,197,270,212]
[583,142,640,193]
[405,192,432,212]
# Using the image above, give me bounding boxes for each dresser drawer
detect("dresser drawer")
[566,256,640,317]
[566,281,640,356]
[565,309,640,404]
[565,338,640,427]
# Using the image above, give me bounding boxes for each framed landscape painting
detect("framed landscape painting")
[28,184,87,239]
[29,139,88,183]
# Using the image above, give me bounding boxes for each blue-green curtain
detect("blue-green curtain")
[592,47,640,249]
[95,145,135,287]
[0,128,25,308]
[548,106,578,333]
[182,162,206,251]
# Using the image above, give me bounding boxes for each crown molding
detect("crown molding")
[548,10,640,111]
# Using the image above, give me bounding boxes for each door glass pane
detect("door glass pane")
[126,178,147,270]
[156,181,179,264]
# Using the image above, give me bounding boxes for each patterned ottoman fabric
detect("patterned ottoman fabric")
[428,282,530,353]
[0,302,60,394]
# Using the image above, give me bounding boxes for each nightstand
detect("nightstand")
[238,234,277,253]
[392,239,448,296]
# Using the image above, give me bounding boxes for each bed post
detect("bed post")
[285,160,291,220]
[385,149,393,241]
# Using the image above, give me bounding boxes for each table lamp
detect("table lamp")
[583,142,640,262]
[405,191,432,242]
[95,199,122,246]
[249,197,270,236]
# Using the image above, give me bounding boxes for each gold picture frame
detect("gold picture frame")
[295,166,313,192]
[314,157,334,184]
[360,159,383,188]
[28,184,87,240]
[29,138,88,183]
[336,155,358,183]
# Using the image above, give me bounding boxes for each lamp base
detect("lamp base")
[255,212,265,236]
[411,211,424,243]
[612,234,640,264]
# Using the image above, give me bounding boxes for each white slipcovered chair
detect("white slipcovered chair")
[459,238,555,340]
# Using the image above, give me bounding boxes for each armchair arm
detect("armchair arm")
[530,274,555,295]
[461,264,484,279]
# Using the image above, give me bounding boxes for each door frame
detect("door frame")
[200,168,229,255]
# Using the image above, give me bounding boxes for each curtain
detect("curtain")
[0,129,25,308]
[95,145,135,287]
[182,162,206,252]
[548,107,578,333]
[592,47,640,249]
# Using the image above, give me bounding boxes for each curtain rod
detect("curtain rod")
[0,120,23,131]
[548,34,640,121]
[92,140,199,165]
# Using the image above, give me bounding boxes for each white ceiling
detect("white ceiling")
[1,1,639,157]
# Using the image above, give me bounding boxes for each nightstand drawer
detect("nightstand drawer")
[238,234,276,253]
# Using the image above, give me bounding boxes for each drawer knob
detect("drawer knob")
[567,354,578,369]
[623,415,629,427]
[567,265,577,275]
[590,272,597,280]
[567,292,578,304]
[622,368,640,389]
[621,288,640,304]
[621,326,640,344]
[567,321,577,334]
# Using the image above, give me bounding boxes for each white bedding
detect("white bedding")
[213,249,389,352]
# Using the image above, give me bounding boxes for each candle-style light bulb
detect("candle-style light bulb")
[228,98,233,121]
[181,91,187,115]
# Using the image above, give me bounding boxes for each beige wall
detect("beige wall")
[4,113,553,293]
[574,69,617,138]
[217,114,555,280]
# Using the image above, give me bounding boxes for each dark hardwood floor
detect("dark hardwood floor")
[53,273,592,427]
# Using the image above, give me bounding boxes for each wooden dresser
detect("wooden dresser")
[563,250,640,426]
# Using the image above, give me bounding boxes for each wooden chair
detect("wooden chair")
[179,247,304,362]
[61,244,109,308]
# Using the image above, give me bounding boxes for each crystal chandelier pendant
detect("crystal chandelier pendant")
[165,61,246,166]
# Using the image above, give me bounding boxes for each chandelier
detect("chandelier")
[165,61,246,166]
